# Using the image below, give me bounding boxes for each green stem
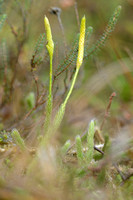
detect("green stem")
[44,55,53,133]
[42,67,79,146]
[51,67,79,133]
[63,67,79,106]
[49,55,53,99]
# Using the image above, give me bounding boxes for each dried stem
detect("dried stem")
[49,7,67,55]
[31,70,39,105]
[23,91,46,120]
[113,163,126,181]
[100,92,116,131]
[7,19,18,38]
[57,13,67,55]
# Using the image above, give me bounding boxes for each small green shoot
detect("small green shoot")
[76,135,84,163]
[62,140,71,154]
[85,120,95,163]
[11,129,26,151]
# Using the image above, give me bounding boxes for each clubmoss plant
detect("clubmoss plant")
[61,120,96,165]
[41,15,86,146]
[44,16,54,133]
[51,16,86,133]
[74,120,95,164]
[1,3,132,198]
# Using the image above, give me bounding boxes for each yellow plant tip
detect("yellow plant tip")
[44,16,54,57]
[117,5,122,10]
[76,15,86,69]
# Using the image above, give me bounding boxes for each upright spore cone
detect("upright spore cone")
[76,15,86,69]
[44,16,54,57]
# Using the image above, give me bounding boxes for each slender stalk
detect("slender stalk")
[49,55,53,100]
[44,55,53,132]
[42,67,79,146]
[64,67,79,105]
[47,54,53,115]
[52,67,79,132]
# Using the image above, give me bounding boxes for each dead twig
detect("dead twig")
[100,92,116,131]
[31,70,39,105]
[23,89,46,120]
[49,7,67,55]
[113,163,133,185]
[113,163,126,181]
